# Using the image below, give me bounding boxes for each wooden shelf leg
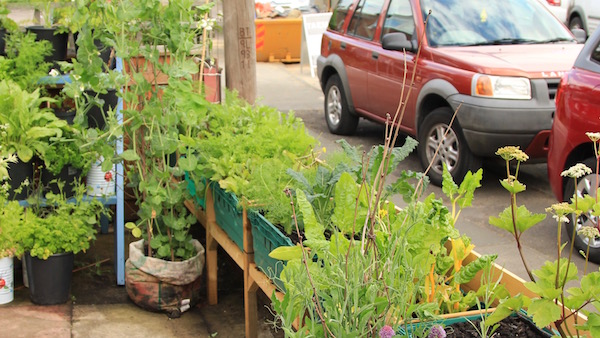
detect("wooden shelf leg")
[244,259,259,338]
[206,184,218,305]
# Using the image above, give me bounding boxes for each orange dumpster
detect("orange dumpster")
[255,18,302,63]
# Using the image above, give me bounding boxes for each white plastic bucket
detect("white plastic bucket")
[0,256,14,304]
[87,158,116,196]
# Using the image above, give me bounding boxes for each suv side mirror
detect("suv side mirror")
[382,33,415,52]
[571,28,587,43]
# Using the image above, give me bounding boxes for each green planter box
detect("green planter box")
[212,184,244,251]
[185,173,206,210]
[248,210,293,291]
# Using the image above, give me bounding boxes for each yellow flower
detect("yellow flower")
[495,146,529,162]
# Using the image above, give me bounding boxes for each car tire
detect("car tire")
[417,107,481,186]
[563,157,600,264]
[569,15,586,35]
[324,74,358,135]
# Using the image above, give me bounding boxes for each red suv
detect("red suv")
[548,27,600,262]
[317,0,583,185]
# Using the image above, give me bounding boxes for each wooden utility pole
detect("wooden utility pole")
[223,0,257,104]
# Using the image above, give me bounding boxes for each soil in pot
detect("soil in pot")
[444,314,552,337]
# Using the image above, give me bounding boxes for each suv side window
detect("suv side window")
[329,0,355,32]
[381,0,415,41]
[346,0,386,40]
[592,42,600,64]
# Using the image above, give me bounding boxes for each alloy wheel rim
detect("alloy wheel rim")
[425,123,459,175]
[574,174,600,249]
[327,86,342,126]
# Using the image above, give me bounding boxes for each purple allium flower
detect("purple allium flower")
[379,325,395,338]
[428,325,447,338]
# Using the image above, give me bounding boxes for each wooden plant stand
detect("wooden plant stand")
[185,187,284,338]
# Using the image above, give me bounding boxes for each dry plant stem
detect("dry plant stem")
[72,258,111,273]
[198,0,210,94]
[285,189,333,338]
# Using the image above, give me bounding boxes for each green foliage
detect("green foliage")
[0,31,51,92]
[488,145,600,337]
[0,169,22,257]
[105,0,212,261]
[0,79,66,163]
[13,182,106,259]
[271,139,498,335]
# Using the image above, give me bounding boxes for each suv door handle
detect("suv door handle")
[372,51,379,60]
[341,42,346,50]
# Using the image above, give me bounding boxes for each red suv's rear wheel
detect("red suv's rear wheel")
[324,74,358,135]
[564,157,600,263]
[417,107,480,186]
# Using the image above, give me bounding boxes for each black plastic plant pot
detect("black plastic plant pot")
[85,89,118,129]
[0,28,6,56]
[53,108,76,125]
[25,26,69,65]
[6,159,35,201]
[41,165,82,199]
[25,252,74,305]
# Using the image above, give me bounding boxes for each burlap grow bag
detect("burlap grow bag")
[126,239,205,317]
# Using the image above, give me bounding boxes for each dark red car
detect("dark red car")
[548,26,600,261]
[317,0,583,186]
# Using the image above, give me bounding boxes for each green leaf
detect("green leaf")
[331,172,359,234]
[442,163,459,199]
[489,205,546,235]
[457,169,483,208]
[486,296,529,326]
[120,149,140,161]
[296,190,324,242]
[269,245,303,261]
[157,245,170,258]
[132,228,142,238]
[527,298,562,328]
[179,155,197,172]
[454,254,497,284]
[500,178,526,194]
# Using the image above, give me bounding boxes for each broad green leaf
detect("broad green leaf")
[131,228,142,238]
[296,190,324,242]
[527,298,562,328]
[331,172,359,234]
[15,145,33,162]
[120,149,140,161]
[577,312,600,337]
[486,295,529,326]
[157,245,170,258]
[500,178,526,194]
[454,254,497,284]
[442,163,459,199]
[179,155,197,172]
[269,245,303,261]
[489,205,546,234]
[457,169,483,208]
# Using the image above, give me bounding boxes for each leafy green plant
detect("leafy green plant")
[0,30,51,92]
[0,79,66,163]
[0,153,22,258]
[0,1,17,31]
[269,135,499,336]
[13,181,106,260]
[487,144,600,337]
[108,0,213,261]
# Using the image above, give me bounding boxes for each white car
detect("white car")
[541,0,570,24]
[569,0,600,36]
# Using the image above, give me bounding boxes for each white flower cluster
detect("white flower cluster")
[561,163,593,179]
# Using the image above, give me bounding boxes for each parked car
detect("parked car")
[317,0,583,185]
[568,0,600,37]
[548,27,600,262]
[541,0,570,24]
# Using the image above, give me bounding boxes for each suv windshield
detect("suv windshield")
[420,0,576,47]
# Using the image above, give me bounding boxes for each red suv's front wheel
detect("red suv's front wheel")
[417,107,480,186]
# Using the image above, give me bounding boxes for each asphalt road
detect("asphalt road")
[255,61,599,285]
